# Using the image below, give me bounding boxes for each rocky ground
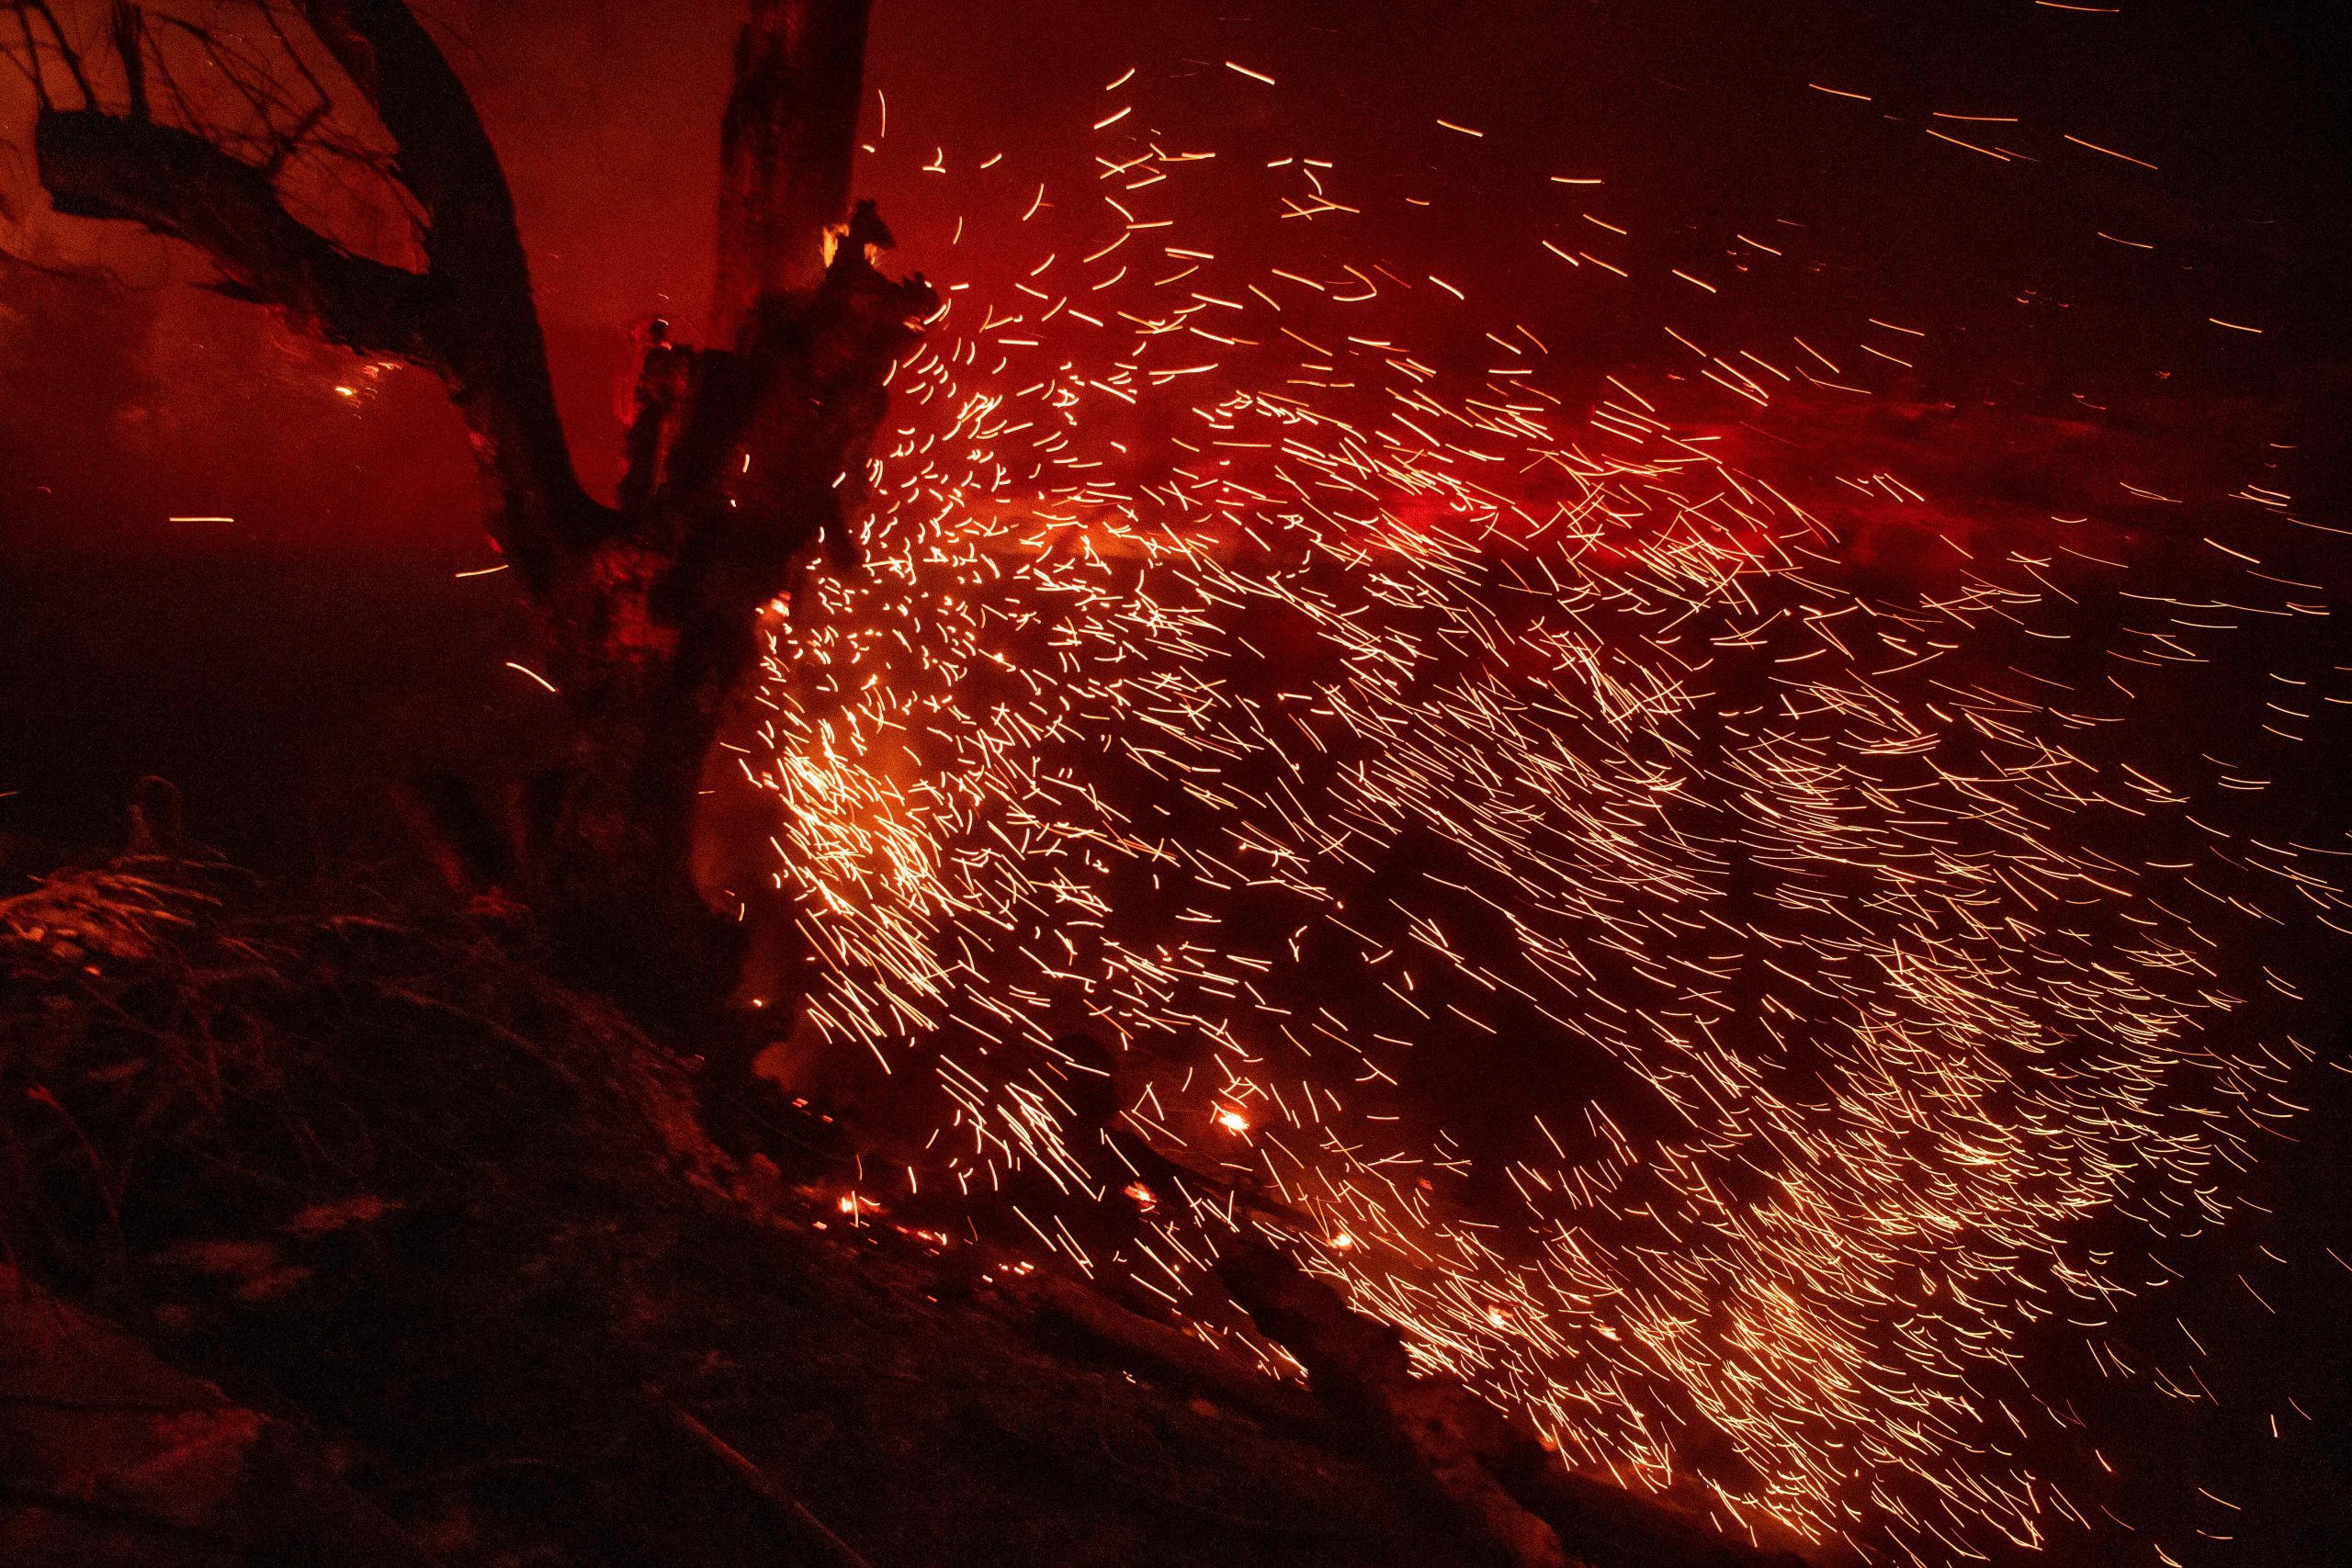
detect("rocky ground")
[0,835,1802,1568]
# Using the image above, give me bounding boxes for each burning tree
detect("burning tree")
[6,0,933,1021]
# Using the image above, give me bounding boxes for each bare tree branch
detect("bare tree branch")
[295,0,607,574]
[34,107,427,354]
[26,2,614,586]
[7,0,95,109]
[148,16,294,159]
[108,2,146,120]
[295,0,518,261]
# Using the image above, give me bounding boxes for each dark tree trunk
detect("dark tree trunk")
[26,0,933,1031]
[716,0,873,332]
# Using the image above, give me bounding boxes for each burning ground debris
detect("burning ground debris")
[0,830,1806,1568]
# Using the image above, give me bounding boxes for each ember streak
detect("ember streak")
[3,4,2346,1566]
[740,26,2351,1568]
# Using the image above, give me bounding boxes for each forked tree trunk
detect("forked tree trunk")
[30,0,933,1029]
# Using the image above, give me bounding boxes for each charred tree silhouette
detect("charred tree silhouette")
[10,1,934,1023]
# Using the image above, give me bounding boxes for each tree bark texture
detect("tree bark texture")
[28,0,932,1027]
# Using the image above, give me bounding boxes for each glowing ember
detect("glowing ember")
[739,60,2346,1563]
